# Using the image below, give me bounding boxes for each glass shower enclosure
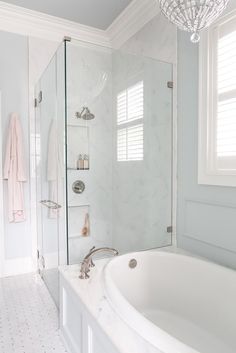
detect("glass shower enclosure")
[35,38,173,306]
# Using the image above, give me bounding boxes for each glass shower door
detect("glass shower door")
[36,43,67,306]
[112,51,173,253]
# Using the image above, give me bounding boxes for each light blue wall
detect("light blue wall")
[0,31,31,259]
[177,27,236,269]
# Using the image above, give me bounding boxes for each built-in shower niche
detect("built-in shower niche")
[67,125,89,170]
[68,205,90,239]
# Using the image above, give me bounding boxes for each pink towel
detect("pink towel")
[3,113,27,223]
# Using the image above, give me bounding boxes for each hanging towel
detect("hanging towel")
[3,113,27,223]
[47,119,64,218]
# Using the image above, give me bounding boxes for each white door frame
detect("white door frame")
[0,92,5,277]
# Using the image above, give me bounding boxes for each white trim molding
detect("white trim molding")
[2,257,34,277]
[198,8,236,187]
[0,0,160,49]
[107,0,160,48]
[0,1,111,47]
[0,92,4,278]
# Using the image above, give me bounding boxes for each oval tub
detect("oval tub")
[103,251,236,353]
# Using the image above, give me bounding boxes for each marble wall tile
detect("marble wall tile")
[66,43,113,263]
[121,13,177,64]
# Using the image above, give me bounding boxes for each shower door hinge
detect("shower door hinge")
[34,91,42,108]
[42,256,45,269]
[64,36,71,42]
[167,81,173,89]
[167,226,173,233]
[38,90,42,103]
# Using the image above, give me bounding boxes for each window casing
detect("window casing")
[198,10,236,186]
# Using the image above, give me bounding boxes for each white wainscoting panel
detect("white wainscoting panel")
[184,199,236,253]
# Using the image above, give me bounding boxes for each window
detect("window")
[116,81,144,162]
[198,10,236,186]
[217,25,236,167]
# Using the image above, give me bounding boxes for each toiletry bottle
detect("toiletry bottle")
[77,154,84,170]
[81,213,90,237]
[84,154,89,170]
[76,155,80,170]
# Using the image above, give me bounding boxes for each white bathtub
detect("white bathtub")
[103,251,236,353]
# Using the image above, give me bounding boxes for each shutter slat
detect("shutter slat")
[117,81,144,161]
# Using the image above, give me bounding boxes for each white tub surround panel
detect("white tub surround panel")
[60,250,236,353]
[59,261,162,353]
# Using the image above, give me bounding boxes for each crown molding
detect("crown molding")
[0,0,160,48]
[107,0,160,48]
[0,1,111,47]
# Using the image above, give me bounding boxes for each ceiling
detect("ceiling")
[2,0,133,30]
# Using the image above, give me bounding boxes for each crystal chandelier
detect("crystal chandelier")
[158,0,229,43]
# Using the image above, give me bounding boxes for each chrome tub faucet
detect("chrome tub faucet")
[79,246,119,279]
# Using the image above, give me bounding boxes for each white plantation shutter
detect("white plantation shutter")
[117,124,143,161]
[117,81,144,162]
[117,81,144,125]
[217,29,236,160]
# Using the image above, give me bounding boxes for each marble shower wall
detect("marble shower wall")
[121,13,177,63]
[66,42,113,264]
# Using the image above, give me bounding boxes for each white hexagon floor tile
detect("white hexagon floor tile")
[0,273,67,353]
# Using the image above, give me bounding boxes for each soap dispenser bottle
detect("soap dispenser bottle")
[77,154,84,170]
[84,154,89,170]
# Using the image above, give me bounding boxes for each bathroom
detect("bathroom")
[0,0,235,352]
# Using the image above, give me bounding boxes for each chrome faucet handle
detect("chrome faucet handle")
[79,271,90,279]
[89,246,96,253]
[79,259,90,279]
[79,247,119,280]
[89,258,95,268]
[88,246,96,267]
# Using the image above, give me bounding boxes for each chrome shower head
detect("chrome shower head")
[81,107,95,120]
[75,107,95,120]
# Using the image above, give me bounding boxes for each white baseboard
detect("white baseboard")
[1,256,36,278]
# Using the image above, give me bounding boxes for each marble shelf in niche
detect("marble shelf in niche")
[67,168,90,171]
[68,204,90,239]
[67,124,89,171]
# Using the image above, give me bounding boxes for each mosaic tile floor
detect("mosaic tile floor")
[0,273,67,353]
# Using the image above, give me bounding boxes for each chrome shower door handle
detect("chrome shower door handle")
[40,200,62,209]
